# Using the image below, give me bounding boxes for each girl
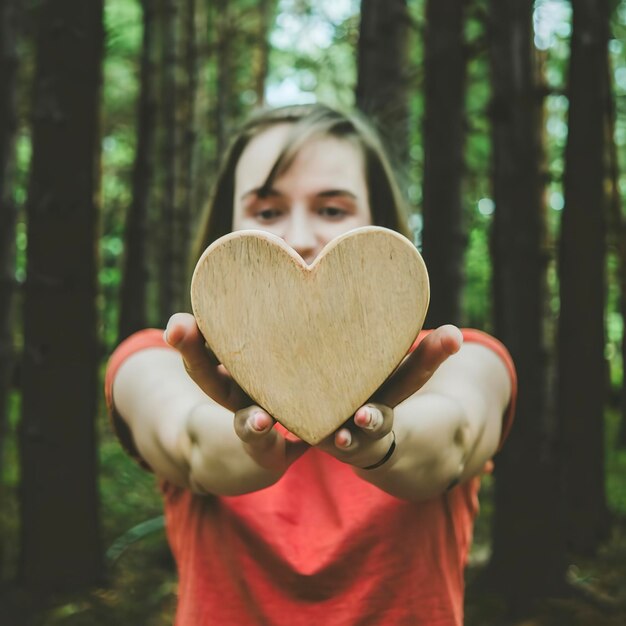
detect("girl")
[106,104,516,625]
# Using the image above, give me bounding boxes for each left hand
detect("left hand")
[317,403,395,469]
[318,324,463,469]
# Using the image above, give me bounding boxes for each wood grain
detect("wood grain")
[190,226,430,444]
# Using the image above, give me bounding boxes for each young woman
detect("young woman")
[106,104,516,625]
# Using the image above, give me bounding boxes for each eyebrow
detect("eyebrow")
[241,188,358,201]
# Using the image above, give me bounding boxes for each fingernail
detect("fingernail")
[366,407,380,430]
[163,329,170,345]
[251,411,267,432]
[355,408,370,428]
[337,430,352,448]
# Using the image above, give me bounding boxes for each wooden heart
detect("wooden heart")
[190,226,429,445]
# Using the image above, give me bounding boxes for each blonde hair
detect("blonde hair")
[191,103,412,265]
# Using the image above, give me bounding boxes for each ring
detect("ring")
[361,431,396,470]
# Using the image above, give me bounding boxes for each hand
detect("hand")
[317,402,395,469]
[233,405,309,471]
[164,312,251,412]
[319,325,464,469]
[375,324,463,407]
[165,313,308,471]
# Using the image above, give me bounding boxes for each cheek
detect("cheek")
[231,206,244,231]
[357,210,373,227]
[232,207,260,232]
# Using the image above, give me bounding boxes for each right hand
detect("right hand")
[165,312,308,471]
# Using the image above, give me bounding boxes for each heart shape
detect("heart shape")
[190,226,429,444]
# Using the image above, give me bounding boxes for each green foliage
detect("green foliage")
[99,0,143,349]
[464,216,493,329]
[606,409,626,513]
[268,0,359,108]
[98,417,163,546]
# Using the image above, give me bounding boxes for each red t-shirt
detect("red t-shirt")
[105,328,517,626]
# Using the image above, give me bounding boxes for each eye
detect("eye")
[318,206,348,219]
[255,207,284,222]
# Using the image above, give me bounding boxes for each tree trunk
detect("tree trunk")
[605,45,626,450]
[158,0,183,323]
[356,0,411,168]
[190,0,212,225]
[557,0,610,555]
[484,0,567,610]
[214,0,231,162]
[177,0,198,288]
[20,0,103,590]
[0,0,20,578]
[421,0,467,328]
[118,0,158,342]
[252,0,274,108]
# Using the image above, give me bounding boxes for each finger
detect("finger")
[375,325,463,407]
[233,406,277,445]
[165,313,249,410]
[353,404,393,439]
[334,427,355,451]
[234,406,309,471]
[165,313,216,369]
[330,424,396,470]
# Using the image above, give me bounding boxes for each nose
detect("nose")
[284,210,318,263]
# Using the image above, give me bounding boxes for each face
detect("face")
[233,124,372,264]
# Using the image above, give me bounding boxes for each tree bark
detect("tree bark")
[20,0,103,590]
[557,0,610,555]
[484,0,567,610]
[190,0,212,224]
[0,0,20,579]
[158,0,181,325]
[214,0,232,162]
[177,0,198,287]
[356,0,411,168]
[159,0,187,325]
[252,0,274,107]
[421,0,467,328]
[118,0,158,342]
[604,46,626,449]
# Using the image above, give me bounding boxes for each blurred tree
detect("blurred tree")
[190,0,212,218]
[356,0,411,168]
[484,0,567,610]
[177,0,199,285]
[609,108,626,450]
[118,0,158,342]
[558,0,610,554]
[158,0,184,322]
[0,0,19,478]
[605,17,626,449]
[252,0,275,107]
[421,0,467,328]
[214,0,232,161]
[20,0,104,589]
[0,0,20,578]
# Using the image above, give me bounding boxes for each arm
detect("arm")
[111,318,308,496]
[314,327,513,501]
[353,340,512,500]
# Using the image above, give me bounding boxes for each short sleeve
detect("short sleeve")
[104,329,175,469]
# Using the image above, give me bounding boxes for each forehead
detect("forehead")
[234,123,366,195]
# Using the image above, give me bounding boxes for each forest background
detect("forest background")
[1,0,626,624]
